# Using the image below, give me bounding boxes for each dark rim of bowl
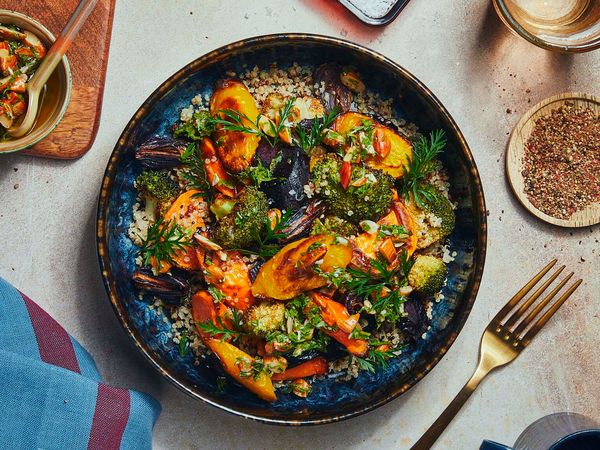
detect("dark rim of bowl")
[492,0,600,53]
[96,33,487,426]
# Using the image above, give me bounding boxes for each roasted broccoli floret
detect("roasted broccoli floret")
[408,255,447,296]
[135,170,178,217]
[212,186,269,248]
[311,154,393,223]
[245,302,285,337]
[173,110,215,140]
[310,216,358,237]
[406,189,455,249]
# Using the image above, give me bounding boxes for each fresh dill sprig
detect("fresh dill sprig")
[139,218,193,271]
[180,142,213,200]
[212,97,296,147]
[293,107,339,152]
[400,130,447,208]
[341,252,413,324]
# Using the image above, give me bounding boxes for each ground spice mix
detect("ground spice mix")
[522,102,600,219]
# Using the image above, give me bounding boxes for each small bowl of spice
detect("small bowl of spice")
[507,93,600,227]
[0,10,71,154]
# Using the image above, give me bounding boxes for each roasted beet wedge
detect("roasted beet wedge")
[258,144,311,211]
[399,297,430,341]
[132,268,190,304]
[135,137,186,169]
[314,63,353,114]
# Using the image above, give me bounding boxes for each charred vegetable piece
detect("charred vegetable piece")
[210,79,261,173]
[206,339,277,402]
[200,138,238,197]
[408,255,447,296]
[148,189,207,273]
[258,144,310,210]
[332,112,413,178]
[324,328,368,357]
[311,153,394,223]
[352,202,416,266]
[314,63,352,114]
[251,235,353,300]
[404,191,455,249]
[132,268,189,304]
[136,137,186,169]
[271,356,328,381]
[399,297,429,341]
[309,292,362,335]
[279,200,326,243]
[200,251,255,311]
[212,186,269,249]
[340,68,365,94]
[310,216,359,237]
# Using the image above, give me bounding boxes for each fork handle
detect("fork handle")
[410,365,491,450]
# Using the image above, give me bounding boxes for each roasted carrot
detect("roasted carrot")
[271,356,328,381]
[309,292,359,335]
[200,138,238,197]
[324,328,369,357]
[206,339,277,402]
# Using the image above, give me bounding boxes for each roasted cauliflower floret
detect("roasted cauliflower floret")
[245,302,285,337]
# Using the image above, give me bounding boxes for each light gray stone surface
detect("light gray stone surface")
[0,1,598,448]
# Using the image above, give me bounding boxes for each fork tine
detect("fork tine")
[493,259,557,323]
[503,265,565,328]
[513,272,574,336]
[520,278,582,345]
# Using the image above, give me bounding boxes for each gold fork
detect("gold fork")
[411,259,582,450]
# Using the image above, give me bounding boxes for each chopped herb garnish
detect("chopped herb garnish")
[180,142,213,201]
[178,331,189,357]
[138,218,193,272]
[207,286,225,302]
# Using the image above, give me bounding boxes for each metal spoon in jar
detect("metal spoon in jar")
[8,0,98,138]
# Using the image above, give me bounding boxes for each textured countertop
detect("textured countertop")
[0,1,598,448]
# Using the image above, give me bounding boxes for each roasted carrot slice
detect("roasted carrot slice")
[271,356,328,381]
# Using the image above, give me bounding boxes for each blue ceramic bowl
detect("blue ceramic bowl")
[97,34,487,425]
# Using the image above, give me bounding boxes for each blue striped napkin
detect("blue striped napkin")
[0,277,161,450]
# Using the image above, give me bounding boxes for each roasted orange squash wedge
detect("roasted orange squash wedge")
[332,112,413,178]
[210,79,261,173]
[206,339,277,402]
[251,235,353,300]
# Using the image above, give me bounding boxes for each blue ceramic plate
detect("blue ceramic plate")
[97,34,487,425]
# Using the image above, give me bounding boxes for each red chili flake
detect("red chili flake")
[521,102,599,219]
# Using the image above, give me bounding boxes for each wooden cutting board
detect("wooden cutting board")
[0,0,116,159]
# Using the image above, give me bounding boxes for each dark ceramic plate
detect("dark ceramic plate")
[97,34,487,425]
